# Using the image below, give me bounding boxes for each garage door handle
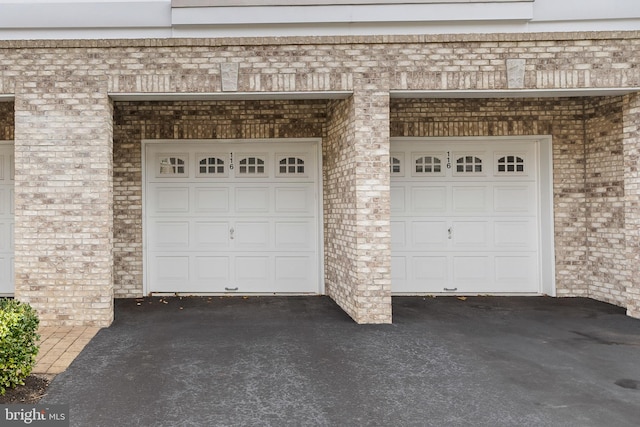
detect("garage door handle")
[443,287,458,292]
[448,227,452,240]
[229,227,235,240]
[225,287,238,292]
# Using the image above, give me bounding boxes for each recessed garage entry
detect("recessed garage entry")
[144,140,321,294]
[391,138,553,295]
[0,142,13,295]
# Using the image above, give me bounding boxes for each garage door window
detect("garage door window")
[158,155,187,176]
[390,156,402,175]
[238,156,266,175]
[278,156,305,176]
[455,155,483,174]
[414,155,443,174]
[198,156,226,176]
[496,155,525,174]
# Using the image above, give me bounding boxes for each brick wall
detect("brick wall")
[623,93,640,318]
[390,98,589,298]
[585,97,627,306]
[0,32,638,97]
[351,82,392,323]
[0,31,639,323]
[324,97,359,318]
[13,77,113,327]
[113,100,327,297]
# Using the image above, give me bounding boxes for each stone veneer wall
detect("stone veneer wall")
[584,97,627,307]
[113,100,328,297]
[623,93,640,318]
[13,77,114,326]
[324,97,359,319]
[390,98,589,299]
[0,103,13,139]
[1,31,639,324]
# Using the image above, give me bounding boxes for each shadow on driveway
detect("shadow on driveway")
[43,296,640,427]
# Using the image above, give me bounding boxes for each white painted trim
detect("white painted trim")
[110,92,352,101]
[390,136,556,297]
[537,135,556,297]
[0,1,171,29]
[141,138,324,296]
[169,20,640,38]
[0,140,15,297]
[391,89,640,99]
[316,140,326,295]
[141,141,149,295]
[172,2,533,25]
[173,0,533,6]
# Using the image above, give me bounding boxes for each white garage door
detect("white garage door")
[145,141,320,294]
[391,139,541,294]
[0,143,14,295]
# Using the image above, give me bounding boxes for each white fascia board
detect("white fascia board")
[173,0,533,5]
[533,0,640,22]
[0,1,171,29]
[171,19,640,38]
[172,3,533,26]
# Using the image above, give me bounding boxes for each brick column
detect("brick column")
[14,77,114,327]
[623,92,640,319]
[353,79,392,324]
[324,77,392,324]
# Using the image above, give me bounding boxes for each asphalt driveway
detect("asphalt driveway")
[42,296,640,426]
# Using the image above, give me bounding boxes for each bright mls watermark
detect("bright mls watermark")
[1,405,68,426]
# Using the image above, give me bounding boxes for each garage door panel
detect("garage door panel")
[235,256,270,287]
[494,184,536,213]
[275,221,314,250]
[494,221,537,249]
[275,256,314,290]
[194,222,230,249]
[412,221,447,248]
[235,187,269,213]
[391,221,406,250]
[392,140,542,295]
[235,221,269,249]
[9,188,13,215]
[0,188,4,214]
[194,256,230,283]
[0,257,7,293]
[275,187,313,213]
[452,256,490,285]
[391,187,405,212]
[0,223,6,252]
[413,256,448,284]
[153,186,190,213]
[391,256,407,283]
[451,221,489,248]
[153,256,190,283]
[411,186,447,213]
[151,221,190,249]
[194,187,230,213]
[146,142,319,294]
[452,186,489,213]
[494,255,538,291]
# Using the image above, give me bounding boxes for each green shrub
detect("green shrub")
[0,298,40,395]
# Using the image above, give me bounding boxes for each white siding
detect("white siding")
[0,0,638,40]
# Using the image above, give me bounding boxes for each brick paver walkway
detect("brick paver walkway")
[33,327,100,374]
